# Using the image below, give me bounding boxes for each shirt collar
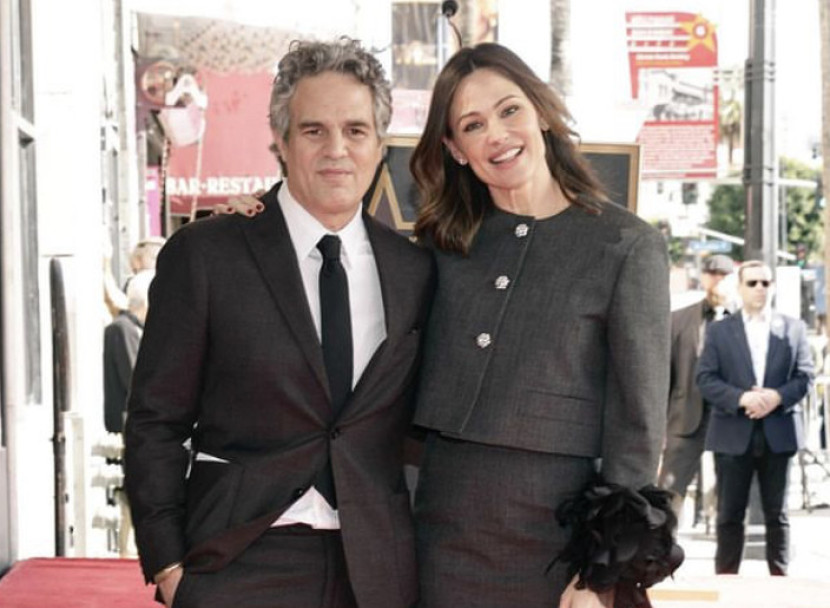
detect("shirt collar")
[702,299,716,321]
[278,180,367,266]
[742,306,771,324]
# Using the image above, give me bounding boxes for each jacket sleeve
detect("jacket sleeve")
[124,227,209,582]
[600,227,670,488]
[667,311,680,405]
[695,323,744,416]
[777,319,815,411]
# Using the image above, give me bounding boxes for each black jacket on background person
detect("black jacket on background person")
[104,310,143,433]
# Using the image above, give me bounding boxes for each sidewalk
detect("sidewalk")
[672,505,830,579]
[649,455,830,607]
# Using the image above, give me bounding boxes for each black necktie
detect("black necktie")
[317,235,353,413]
[314,235,353,508]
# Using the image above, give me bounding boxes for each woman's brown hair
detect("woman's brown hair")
[411,43,607,254]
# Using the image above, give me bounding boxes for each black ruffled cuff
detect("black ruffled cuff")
[551,478,685,608]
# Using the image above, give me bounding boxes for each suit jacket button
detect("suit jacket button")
[330,428,341,439]
[476,333,492,349]
[514,223,529,237]
[494,275,510,290]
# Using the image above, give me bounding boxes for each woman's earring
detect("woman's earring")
[456,157,468,166]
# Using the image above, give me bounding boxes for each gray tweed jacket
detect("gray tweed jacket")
[414,202,670,488]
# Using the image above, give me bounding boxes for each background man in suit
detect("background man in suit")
[125,38,434,608]
[104,269,154,434]
[697,260,813,575]
[104,268,154,558]
[659,254,734,519]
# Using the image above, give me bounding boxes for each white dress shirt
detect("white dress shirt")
[272,180,386,529]
[743,308,771,386]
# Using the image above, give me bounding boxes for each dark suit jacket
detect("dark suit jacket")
[104,311,142,433]
[124,184,434,608]
[666,300,706,438]
[698,311,813,455]
[414,202,670,489]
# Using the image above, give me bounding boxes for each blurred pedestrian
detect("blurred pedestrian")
[104,268,154,559]
[698,260,814,575]
[103,236,165,319]
[125,237,166,291]
[103,269,153,434]
[659,254,734,518]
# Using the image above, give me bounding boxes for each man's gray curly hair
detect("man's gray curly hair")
[269,37,392,145]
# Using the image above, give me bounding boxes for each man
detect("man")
[124,237,166,290]
[125,39,434,608]
[129,237,166,274]
[105,269,154,559]
[104,269,153,434]
[659,254,734,517]
[697,260,813,575]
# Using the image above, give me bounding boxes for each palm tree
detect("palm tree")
[720,95,742,167]
[550,0,571,96]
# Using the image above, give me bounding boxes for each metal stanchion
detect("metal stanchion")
[799,375,830,511]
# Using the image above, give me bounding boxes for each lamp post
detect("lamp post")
[743,0,778,266]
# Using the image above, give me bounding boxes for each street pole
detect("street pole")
[743,0,777,265]
[743,0,778,552]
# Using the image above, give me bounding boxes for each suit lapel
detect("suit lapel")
[241,199,416,419]
[240,188,330,401]
[345,214,411,412]
[365,213,409,346]
[728,313,758,384]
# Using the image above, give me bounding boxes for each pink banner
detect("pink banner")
[163,70,280,215]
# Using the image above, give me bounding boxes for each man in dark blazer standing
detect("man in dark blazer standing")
[125,39,433,608]
[659,254,734,517]
[697,260,813,575]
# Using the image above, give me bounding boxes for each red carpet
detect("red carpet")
[0,558,156,607]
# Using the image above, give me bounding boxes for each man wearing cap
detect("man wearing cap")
[659,254,734,518]
[697,261,813,575]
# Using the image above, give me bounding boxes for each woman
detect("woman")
[409,43,673,607]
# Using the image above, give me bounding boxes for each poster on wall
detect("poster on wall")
[626,12,718,180]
